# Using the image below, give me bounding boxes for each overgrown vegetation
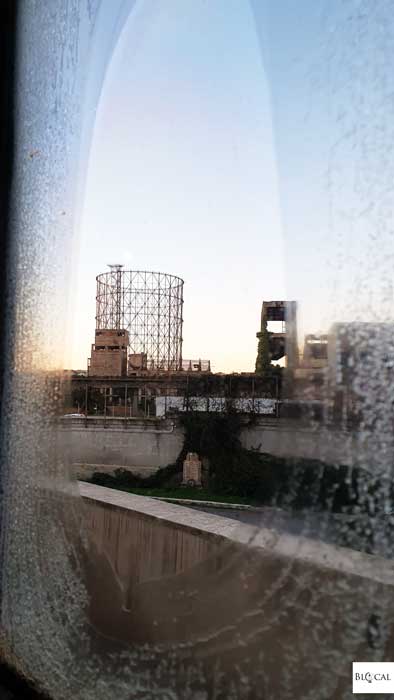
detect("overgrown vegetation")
[69,385,104,413]
[255,318,271,376]
[86,410,391,519]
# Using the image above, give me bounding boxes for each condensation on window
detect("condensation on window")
[1,1,394,698]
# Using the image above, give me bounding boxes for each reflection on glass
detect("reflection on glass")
[1,1,394,698]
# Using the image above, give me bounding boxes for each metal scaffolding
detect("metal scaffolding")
[95,269,184,371]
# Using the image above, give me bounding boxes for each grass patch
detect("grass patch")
[84,480,258,505]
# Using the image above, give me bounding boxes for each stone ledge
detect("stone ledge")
[151,496,262,511]
[79,481,394,587]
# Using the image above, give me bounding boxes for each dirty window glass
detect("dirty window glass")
[1,1,394,698]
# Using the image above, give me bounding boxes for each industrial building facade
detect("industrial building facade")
[89,329,129,377]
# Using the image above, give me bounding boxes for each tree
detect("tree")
[255,319,272,376]
[71,385,105,414]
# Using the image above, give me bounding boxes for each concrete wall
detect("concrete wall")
[80,482,394,696]
[60,417,184,478]
[61,417,355,478]
[241,419,354,465]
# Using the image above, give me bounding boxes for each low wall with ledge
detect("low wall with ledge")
[60,416,355,478]
[80,482,394,694]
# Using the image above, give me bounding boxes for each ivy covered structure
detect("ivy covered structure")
[255,300,298,373]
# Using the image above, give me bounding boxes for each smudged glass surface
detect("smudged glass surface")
[1,1,394,698]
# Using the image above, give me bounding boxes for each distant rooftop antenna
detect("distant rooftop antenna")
[108,264,123,330]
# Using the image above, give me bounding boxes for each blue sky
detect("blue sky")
[69,0,394,370]
[254,0,394,335]
[69,0,285,371]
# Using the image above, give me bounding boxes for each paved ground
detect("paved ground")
[186,504,339,542]
[185,503,393,554]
